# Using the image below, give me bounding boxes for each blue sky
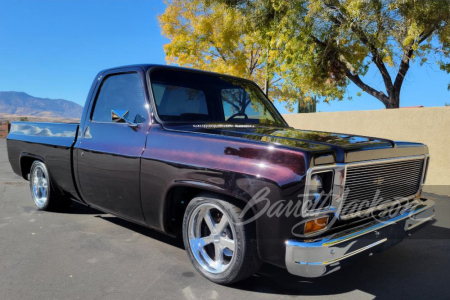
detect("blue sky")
[0,0,448,114]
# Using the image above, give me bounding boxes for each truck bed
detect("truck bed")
[7,121,80,200]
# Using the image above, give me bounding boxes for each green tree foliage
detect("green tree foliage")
[159,0,312,111]
[217,0,450,108]
[161,0,450,108]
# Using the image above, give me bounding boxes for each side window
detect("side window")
[152,83,208,121]
[92,73,147,123]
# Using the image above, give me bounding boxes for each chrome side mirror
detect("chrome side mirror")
[111,110,138,128]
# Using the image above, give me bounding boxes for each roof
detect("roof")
[99,64,247,80]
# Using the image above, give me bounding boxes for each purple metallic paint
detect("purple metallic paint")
[6,64,430,268]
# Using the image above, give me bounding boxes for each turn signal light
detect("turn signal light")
[304,217,329,235]
[416,189,422,199]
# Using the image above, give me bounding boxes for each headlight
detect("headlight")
[306,171,334,209]
[310,175,323,196]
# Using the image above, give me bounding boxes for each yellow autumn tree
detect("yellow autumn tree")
[216,0,450,108]
[158,0,310,111]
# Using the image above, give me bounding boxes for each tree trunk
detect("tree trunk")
[384,85,401,109]
[387,91,400,108]
[264,77,269,96]
[264,47,270,96]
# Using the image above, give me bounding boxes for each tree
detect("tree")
[158,0,311,111]
[217,0,450,108]
[298,95,317,113]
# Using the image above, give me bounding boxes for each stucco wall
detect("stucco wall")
[283,107,450,195]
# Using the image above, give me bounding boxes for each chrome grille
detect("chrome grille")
[341,157,425,216]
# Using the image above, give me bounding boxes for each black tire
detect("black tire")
[29,161,70,211]
[182,193,262,284]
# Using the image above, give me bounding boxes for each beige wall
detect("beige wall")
[283,107,450,195]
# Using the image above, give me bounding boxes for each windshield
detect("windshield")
[149,69,287,127]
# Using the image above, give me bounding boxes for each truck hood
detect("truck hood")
[163,124,427,164]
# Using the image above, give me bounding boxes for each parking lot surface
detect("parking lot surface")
[1,139,449,300]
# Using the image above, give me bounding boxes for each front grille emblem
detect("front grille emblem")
[373,177,384,185]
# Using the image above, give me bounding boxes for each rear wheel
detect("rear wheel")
[182,194,262,284]
[29,161,70,211]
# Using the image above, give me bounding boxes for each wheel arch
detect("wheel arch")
[20,154,64,196]
[19,153,45,180]
[162,182,256,236]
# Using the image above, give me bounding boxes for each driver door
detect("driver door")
[75,68,150,223]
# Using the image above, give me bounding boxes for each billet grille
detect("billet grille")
[341,158,425,215]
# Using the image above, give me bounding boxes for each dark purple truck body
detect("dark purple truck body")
[7,65,430,269]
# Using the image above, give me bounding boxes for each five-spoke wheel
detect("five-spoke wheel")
[183,194,262,284]
[188,203,236,273]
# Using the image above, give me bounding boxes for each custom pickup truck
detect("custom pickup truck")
[7,65,434,284]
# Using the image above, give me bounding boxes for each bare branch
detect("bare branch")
[339,60,390,107]
[311,35,390,106]
[249,47,254,74]
[323,2,394,95]
[248,46,262,75]
[215,45,228,62]
[393,28,438,91]
[271,77,283,84]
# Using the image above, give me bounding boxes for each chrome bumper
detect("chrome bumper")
[285,199,435,278]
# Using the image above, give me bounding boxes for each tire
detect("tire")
[182,193,262,284]
[29,161,70,211]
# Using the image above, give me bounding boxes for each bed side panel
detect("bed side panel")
[7,122,80,200]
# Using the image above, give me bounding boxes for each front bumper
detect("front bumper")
[285,199,435,277]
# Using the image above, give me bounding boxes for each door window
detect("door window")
[92,73,147,123]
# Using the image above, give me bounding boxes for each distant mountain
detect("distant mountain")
[0,91,83,119]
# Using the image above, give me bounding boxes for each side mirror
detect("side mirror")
[111,110,138,128]
[133,114,146,124]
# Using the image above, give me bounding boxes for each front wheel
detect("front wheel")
[29,161,70,211]
[182,194,262,284]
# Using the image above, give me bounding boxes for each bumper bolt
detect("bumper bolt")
[330,249,335,255]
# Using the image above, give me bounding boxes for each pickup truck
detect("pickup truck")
[7,64,435,284]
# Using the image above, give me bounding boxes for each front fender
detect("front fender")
[140,125,310,267]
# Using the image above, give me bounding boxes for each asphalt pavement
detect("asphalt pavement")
[1,138,449,300]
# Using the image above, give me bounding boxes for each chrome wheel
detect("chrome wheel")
[188,203,236,274]
[31,165,48,208]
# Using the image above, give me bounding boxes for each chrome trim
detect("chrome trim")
[286,199,435,278]
[406,216,433,230]
[111,109,139,128]
[303,155,428,220]
[302,165,346,218]
[340,195,415,220]
[341,154,428,220]
[31,164,49,208]
[420,155,430,186]
[311,238,387,266]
